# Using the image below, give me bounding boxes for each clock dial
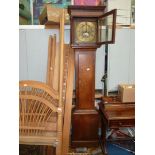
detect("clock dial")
[75,21,97,43]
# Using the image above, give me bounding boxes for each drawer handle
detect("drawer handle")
[119,122,122,125]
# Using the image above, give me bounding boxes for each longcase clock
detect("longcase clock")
[68,5,116,147]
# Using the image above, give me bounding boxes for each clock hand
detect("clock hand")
[82,24,86,33]
[86,22,88,32]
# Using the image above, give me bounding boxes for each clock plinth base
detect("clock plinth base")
[72,140,99,148]
[71,109,99,147]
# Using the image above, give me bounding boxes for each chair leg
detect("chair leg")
[56,132,62,155]
[56,141,62,155]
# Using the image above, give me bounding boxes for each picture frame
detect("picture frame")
[72,0,103,6]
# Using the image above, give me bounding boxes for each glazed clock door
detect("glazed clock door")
[98,9,117,44]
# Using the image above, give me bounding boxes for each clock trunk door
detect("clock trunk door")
[75,50,95,109]
[98,9,117,44]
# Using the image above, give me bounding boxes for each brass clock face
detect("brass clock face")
[75,21,97,43]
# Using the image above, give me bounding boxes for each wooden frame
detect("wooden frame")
[62,47,74,155]
[46,35,56,87]
[39,4,69,26]
[19,80,59,146]
[68,6,117,49]
[68,5,117,147]
[20,8,74,155]
[72,0,103,6]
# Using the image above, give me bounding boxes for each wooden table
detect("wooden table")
[99,97,135,155]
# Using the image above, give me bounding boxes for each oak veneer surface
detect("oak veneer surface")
[72,47,99,147]
[72,110,99,147]
[75,50,96,110]
[102,96,135,104]
[72,49,99,147]
[62,48,74,155]
[104,108,135,120]
[99,97,135,120]
[68,5,117,148]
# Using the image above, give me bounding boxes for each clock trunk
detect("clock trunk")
[72,49,99,147]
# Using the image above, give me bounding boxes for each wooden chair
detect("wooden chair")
[19,48,74,155]
[19,80,60,146]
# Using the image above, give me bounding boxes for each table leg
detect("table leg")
[100,117,108,155]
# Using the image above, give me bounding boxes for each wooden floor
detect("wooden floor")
[19,145,56,155]
[19,141,134,155]
[19,145,103,155]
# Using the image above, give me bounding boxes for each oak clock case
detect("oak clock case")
[68,6,116,147]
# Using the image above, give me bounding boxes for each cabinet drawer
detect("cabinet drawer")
[109,119,134,128]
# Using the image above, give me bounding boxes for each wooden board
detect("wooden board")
[62,47,74,155]
[46,35,60,92]
[39,4,69,26]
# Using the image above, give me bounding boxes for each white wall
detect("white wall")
[107,0,132,25]
[19,28,135,91]
[19,29,105,89]
[95,46,105,89]
[19,29,60,82]
[107,28,135,91]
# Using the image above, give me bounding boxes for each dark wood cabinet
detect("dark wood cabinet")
[72,110,99,147]
[99,101,135,155]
